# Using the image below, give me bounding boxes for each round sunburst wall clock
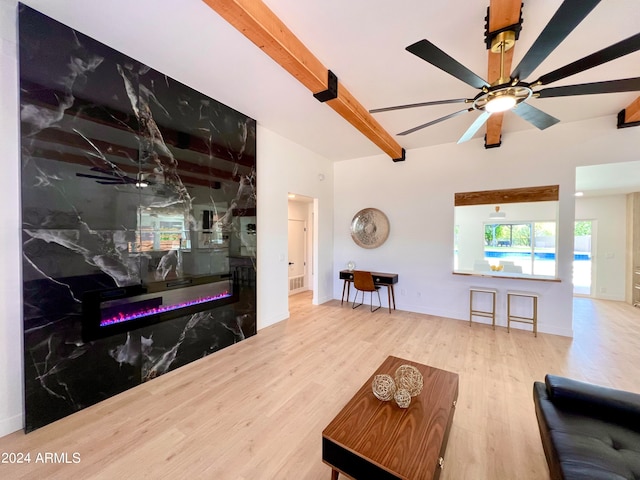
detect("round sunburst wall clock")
[350,208,390,249]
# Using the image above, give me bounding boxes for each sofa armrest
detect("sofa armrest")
[545,374,640,425]
[533,382,563,480]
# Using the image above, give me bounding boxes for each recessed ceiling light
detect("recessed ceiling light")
[575,191,584,197]
[288,193,296,198]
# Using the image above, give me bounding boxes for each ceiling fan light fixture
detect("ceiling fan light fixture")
[135,173,149,188]
[473,85,531,113]
[485,94,517,113]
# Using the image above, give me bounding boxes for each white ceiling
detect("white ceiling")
[16,0,640,194]
[262,0,640,155]
[263,0,640,153]
[576,161,640,197]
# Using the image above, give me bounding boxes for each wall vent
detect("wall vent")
[289,276,304,292]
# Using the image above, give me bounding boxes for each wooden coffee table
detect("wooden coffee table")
[322,356,459,480]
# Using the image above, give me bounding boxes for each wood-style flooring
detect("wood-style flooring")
[1,292,639,479]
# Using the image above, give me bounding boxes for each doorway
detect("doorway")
[287,193,315,301]
[573,220,593,296]
[288,218,306,294]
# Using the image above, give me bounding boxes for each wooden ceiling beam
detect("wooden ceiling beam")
[455,184,559,206]
[621,96,640,124]
[202,0,405,161]
[485,0,522,147]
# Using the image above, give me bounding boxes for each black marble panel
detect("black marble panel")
[19,4,257,432]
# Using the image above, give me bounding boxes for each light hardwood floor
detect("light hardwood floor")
[1,293,639,479]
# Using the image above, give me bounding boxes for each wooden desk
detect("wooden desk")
[322,356,459,480]
[340,270,398,313]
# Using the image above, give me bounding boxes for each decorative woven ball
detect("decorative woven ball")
[395,364,424,397]
[372,374,396,401]
[394,388,412,408]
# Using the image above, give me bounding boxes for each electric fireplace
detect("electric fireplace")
[82,274,237,341]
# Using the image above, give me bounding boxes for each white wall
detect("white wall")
[256,127,334,327]
[575,195,627,300]
[0,0,23,437]
[334,116,640,338]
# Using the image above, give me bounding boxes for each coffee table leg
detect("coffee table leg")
[331,469,339,480]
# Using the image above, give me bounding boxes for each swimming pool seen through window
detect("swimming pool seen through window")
[454,185,560,280]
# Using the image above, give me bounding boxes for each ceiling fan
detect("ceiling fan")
[76,167,152,187]
[370,0,640,145]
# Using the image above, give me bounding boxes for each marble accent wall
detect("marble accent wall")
[19,4,257,432]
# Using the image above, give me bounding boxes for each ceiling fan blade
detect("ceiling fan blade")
[94,180,128,185]
[511,0,600,81]
[512,102,560,130]
[457,111,492,144]
[406,39,489,89]
[370,98,469,114]
[397,108,472,136]
[537,77,640,98]
[76,172,125,182]
[89,166,126,177]
[535,32,640,86]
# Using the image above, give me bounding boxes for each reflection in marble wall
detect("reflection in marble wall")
[19,5,257,432]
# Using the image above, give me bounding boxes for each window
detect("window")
[483,221,556,276]
[134,207,188,252]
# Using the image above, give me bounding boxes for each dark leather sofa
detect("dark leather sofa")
[533,374,640,480]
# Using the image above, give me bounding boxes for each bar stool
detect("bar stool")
[507,291,538,337]
[469,287,497,329]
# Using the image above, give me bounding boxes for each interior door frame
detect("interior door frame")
[287,194,318,302]
[287,218,307,295]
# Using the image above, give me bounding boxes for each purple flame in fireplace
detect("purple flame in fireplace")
[99,291,231,327]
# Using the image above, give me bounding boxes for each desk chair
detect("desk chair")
[352,270,382,312]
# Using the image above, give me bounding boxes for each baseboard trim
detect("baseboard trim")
[314,295,333,305]
[258,310,289,330]
[0,412,23,438]
[361,302,574,337]
[594,294,625,302]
